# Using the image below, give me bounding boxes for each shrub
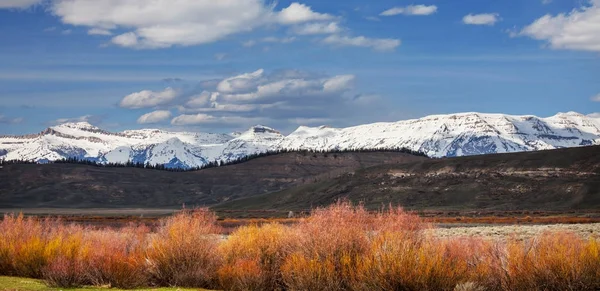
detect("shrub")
[350,232,476,291]
[280,201,370,290]
[42,227,90,288]
[84,226,149,289]
[218,223,296,290]
[0,214,62,278]
[501,232,600,290]
[146,209,222,288]
[281,253,342,291]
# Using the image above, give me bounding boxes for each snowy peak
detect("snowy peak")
[244,125,281,136]
[1,111,599,168]
[52,122,101,131]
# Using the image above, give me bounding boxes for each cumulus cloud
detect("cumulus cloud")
[292,22,341,35]
[0,0,42,9]
[519,0,600,52]
[591,93,600,102]
[137,110,172,124]
[119,87,178,109]
[462,13,501,25]
[185,91,213,108]
[170,113,216,125]
[117,69,383,130]
[380,5,438,16]
[277,3,334,24]
[47,0,340,49]
[323,35,401,52]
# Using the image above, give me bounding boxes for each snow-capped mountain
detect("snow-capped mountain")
[280,112,600,157]
[1,112,599,168]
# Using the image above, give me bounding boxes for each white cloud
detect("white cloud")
[0,0,41,9]
[137,110,172,124]
[217,69,264,93]
[588,112,600,118]
[87,28,112,35]
[277,2,334,24]
[119,87,178,109]
[323,75,355,92]
[542,0,552,4]
[323,35,401,52]
[171,114,270,126]
[591,93,600,102]
[293,22,341,35]
[121,69,384,130]
[49,0,336,49]
[462,13,501,25]
[519,0,600,52]
[380,5,437,16]
[51,0,271,49]
[171,113,216,125]
[185,91,213,108]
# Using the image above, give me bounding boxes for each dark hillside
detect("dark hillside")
[0,151,425,208]
[214,146,600,212]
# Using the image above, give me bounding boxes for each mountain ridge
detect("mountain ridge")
[1,111,599,168]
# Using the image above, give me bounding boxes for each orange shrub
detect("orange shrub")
[280,202,370,290]
[84,225,149,289]
[350,232,476,291]
[218,223,296,290]
[501,232,600,290]
[146,209,222,288]
[281,253,342,291]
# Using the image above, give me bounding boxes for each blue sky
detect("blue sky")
[0,0,599,135]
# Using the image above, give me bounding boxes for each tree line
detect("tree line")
[0,147,427,172]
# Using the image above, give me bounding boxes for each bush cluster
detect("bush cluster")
[1,203,599,290]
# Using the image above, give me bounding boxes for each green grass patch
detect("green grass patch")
[0,276,209,291]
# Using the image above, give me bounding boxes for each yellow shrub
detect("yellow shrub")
[218,223,296,290]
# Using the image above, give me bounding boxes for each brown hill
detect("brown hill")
[213,146,600,213]
[0,151,424,208]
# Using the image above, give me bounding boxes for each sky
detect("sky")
[0,0,599,135]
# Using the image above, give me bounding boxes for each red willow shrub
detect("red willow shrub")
[84,225,149,289]
[281,201,432,290]
[146,208,222,288]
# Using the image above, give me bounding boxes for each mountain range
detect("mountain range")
[1,111,599,169]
